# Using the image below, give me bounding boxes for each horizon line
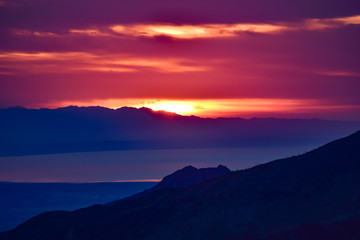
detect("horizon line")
[0,104,355,122]
[0,179,162,184]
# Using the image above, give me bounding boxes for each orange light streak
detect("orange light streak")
[37,98,357,119]
[0,52,208,73]
[10,15,360,40]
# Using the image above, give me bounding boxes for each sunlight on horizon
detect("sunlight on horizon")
[135,101,199,115]
[18,97,358,120]
[33,97,357,119]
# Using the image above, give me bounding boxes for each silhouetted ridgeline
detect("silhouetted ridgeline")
[1,130,359,240]
[1,106,360,156]
[151,165,230,190]
[108,165,231,203]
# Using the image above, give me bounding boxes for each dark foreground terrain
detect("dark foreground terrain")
[1,130,360,240]
[0,182,157,232]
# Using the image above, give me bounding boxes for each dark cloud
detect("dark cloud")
[1,0,360,31]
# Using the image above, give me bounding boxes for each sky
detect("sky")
[1,0,360,119]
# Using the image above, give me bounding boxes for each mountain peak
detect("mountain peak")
[2,131,360,239]
[151,165,231,190]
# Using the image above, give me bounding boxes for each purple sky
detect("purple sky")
[0,0,360,119]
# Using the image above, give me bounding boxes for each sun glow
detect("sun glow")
[37,98,360,120]
[139,101,198,115]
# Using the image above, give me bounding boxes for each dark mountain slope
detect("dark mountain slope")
[151,165,230,190]
[1,106,360,156]
[106,165,231,205]
[258,218,360,240]
[1,131,360,240]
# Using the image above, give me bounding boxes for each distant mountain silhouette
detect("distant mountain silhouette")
[1,106,360,156]
[151,165,230,190]
[2,130,360,240]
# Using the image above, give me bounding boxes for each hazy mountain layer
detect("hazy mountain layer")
[1,106,360,156]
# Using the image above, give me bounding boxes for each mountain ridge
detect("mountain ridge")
[1,106,360,156]
[151,164,231,190]
[4,105,360,122]
[2,130,359,239]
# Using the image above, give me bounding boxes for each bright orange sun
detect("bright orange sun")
[142,101,197,115]
[54,98,318,118]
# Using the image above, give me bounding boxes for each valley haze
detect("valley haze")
[1,130,359,239]
[1,106,360,182]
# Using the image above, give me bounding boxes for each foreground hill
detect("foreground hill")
[151,165,230,190]
[1,106,360,156]
[1,130,359,240]
[107,165,231,204]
